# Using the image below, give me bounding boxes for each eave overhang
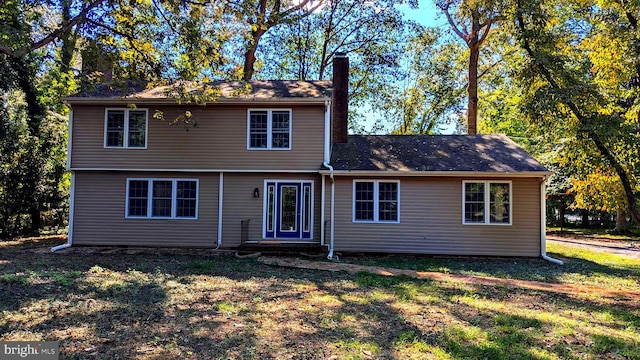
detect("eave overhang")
[318,170,552,178]
[65,97,330,106]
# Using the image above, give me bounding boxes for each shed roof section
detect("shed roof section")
[329,135,549,174]
[67,80,333,103]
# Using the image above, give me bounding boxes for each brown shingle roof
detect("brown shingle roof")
[69,80,332,100]
[330,135,548,173]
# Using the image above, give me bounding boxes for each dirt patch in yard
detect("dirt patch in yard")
[258,257,640,302]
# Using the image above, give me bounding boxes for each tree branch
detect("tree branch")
[14,0,105,57]
[438,2,467,41]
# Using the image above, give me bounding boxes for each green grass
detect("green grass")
[344,242,640,289]
[547,227,640,241]
[1,236,639,359]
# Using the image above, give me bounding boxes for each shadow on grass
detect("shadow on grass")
[1,238,639,359]
[351,270,640,359]
[340,249,640,285]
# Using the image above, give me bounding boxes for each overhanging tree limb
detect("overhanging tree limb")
[0,0,105,58]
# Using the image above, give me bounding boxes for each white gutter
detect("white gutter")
[69,168,319,173]
[318,170,553,178]
[66,97,330,106]
[540,179,563,264]
[52,172,76,252]
[216,172,224,249]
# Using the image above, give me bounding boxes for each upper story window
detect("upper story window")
[353,180,400,223]
[126,178,199,219]
[247,109,291,150]
[463,181,511,225]
[104,108,148,149]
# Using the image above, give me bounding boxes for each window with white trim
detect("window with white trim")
[247,109,291,149]
[353,180,399,223]
[126,179,198,219]
[105,108,148,148]
[463,181,511,225]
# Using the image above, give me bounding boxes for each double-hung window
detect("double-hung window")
[353,180,400,223]
[463,181,511,225]
[105,108,148,148]
[247,109,291,149]
[126,179,198,219]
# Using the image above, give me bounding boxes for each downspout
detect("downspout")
[540,178,563,264]
[51,171,75,252]
[324,163,335,260]
[322,99,336,260]
[52,110,75,252]
[215,172,224,250]
[321,175,325,246]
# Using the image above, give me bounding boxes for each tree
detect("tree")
[0,0,102,233]
[514,0,640,224]
[222,0,324,81]
[435,0,504,134]
[379,28,466,134]
[258,0,413,132]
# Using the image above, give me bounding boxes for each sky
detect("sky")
[397,0,446,28]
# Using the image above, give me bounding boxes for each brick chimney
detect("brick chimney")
[332,53,349,144]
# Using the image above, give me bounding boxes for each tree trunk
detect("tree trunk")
[581,209,589,228]
[467,43,479,134]
[558,198,565,231]
[60,0,76,73]
[243,29,266,81]
[615,207,628,233]
[12,56,46,234]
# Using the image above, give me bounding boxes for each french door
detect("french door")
[264,181,313,240]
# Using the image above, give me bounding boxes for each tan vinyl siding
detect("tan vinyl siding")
[72,171,218,247]
[70,105,325,170]
[221,173,322,246]
[328,177,542,256]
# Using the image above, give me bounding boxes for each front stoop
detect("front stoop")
[237,242,327,256]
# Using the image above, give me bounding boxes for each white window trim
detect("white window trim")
[104,108,149,149]
[462,180,512,226]
[352,180,400,224]
[247,109,292,150]
[262,179,315,240]
[125,178,199,220]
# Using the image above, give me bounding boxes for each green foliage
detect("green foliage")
[381,28,466,134]
[513,0,640,222]
[0,92,69,237]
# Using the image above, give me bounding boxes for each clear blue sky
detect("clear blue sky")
[397,0,447,28]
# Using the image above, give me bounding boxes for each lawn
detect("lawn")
[1,237,639,359]
[547,227,640,242]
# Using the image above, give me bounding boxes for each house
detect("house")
[52,54,559,261]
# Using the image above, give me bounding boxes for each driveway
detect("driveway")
[547,235,640,260]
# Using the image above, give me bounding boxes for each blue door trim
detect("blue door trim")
[264,181,313,240]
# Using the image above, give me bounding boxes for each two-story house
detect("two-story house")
[53,54,558,261]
